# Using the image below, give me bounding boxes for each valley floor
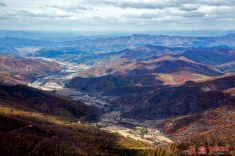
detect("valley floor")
[36,85,174,145]
[27,58,173,146]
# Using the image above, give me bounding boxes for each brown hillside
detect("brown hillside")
[0,56,61,84]
[77,55,221,78]
[112,74,235,119]
[0,84,156,156]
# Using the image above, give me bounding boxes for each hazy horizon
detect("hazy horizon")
[0,29,235,39]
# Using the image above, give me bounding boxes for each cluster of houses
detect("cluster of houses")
[44,81,62,89]
[112,111,137,122]
[134,82,142,86]
[83,94,97,100]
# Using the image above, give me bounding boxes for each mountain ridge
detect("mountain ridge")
[1,33,235,48]
[0,56,61,84]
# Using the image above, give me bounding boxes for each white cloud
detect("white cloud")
[0,2,7,6]
[56,10,72,17]
[45,4,90,13]
[0,9,73,19]
[198,5,234,14]
[0,0,234,31]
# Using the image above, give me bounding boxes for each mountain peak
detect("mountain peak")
[224,33,235,37]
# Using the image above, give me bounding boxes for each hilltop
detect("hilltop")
[0,56,61,84]
[68,55,222,92]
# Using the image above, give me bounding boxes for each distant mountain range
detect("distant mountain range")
[62,33,235,48]
[69,45,235,67]
[181,47,235,65]
[0,33,235,49]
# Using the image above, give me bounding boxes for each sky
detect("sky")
[0,0,234,31]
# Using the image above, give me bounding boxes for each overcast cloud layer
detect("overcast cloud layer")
[0,0,234,31]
